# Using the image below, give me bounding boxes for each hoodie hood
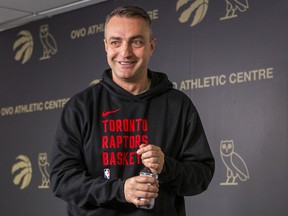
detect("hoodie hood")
[100,69,173,102]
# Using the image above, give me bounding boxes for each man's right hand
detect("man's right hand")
[124,175,159,207]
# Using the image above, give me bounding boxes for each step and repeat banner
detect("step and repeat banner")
[0,0,287,215]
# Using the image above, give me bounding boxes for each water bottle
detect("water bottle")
[138,167,158,210]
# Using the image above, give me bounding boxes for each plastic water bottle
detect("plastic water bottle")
[138,167,158,210]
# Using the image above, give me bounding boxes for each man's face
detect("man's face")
[104,16,155,84]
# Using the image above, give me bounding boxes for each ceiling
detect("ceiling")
[0,0,107,32]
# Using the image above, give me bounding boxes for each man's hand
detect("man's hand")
[124,175,159,206]
[137,144,165,174]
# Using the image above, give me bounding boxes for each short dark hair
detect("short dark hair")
[104,5,153,38]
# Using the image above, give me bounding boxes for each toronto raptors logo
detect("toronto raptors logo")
[101,118,149,166]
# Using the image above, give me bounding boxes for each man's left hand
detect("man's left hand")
[137,144,164,174]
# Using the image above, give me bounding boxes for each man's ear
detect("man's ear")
[150,38,156,55]
[103,38,108,52]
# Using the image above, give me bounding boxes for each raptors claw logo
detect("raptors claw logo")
[11,155,32,189]
[13,30,33,64]
[176,0,209,27]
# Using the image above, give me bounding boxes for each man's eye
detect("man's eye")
[131,40,144,47]
[110,41,121,47]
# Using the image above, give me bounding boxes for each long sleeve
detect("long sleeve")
[50,103,127,209]
[158,99,215,196]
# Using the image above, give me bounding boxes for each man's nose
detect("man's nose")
[120,42,132,57]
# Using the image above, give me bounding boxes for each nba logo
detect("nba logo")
[104,168,110,179]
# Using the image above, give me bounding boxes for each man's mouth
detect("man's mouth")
[119,61,135,65]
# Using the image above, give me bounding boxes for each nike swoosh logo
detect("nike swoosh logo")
[102,108,120,117]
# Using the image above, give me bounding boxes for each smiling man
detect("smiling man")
[104,8,155,95]
[50,5,215,216]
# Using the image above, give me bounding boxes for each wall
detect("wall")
[0,0,287,215]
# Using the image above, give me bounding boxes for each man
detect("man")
[50,5,215,216]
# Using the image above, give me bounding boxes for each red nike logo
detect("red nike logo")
[102,108,120,117]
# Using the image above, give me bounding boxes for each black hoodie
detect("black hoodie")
[50,69,215,216]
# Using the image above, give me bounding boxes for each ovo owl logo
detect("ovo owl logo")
[38,153,50,189]
[39,24,58,60]
[11,155,32,189]
[13,30,34,64]
[176,0,209,27]
[220,140,249,186]
[220,0,249,20]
